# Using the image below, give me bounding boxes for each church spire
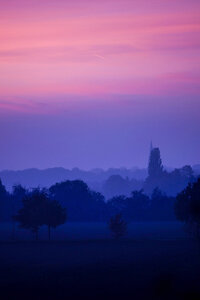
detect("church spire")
[150,141,153,152]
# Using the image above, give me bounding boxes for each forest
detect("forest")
[0,147,199,239]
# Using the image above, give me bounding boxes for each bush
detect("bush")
[109,213,127,239]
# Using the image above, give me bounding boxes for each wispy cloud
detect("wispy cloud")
[0,0,199,103]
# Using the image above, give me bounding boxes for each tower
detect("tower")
[148,146,163,178]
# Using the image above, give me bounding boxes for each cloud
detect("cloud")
[0,0,199,102]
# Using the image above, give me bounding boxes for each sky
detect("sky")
[0,0,200,170]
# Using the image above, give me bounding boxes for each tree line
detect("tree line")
[1,176,200,240]
[0,178,176,224]
[0,178,175,230]
[102,147,195,199]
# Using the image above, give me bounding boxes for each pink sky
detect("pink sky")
[0,0,200,109]
[0,0,200,169]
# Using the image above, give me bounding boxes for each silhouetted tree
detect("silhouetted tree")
[13,189,48,240]
[107,195,127,216]
[44,200,67,240]
[0,179,10,222]
[11,185,27,239]
[14,188,67,240]
[125,190,150,221]
[174,178,200,238]
[109,213,127,239]
[150,188,175,221]
[180,165,193,178]
[49,180,107,221]
[102,175,142,199]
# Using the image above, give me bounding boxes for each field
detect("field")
[0,222,200,299]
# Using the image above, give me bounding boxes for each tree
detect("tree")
[11,185,27,240]
[148,147,163,178]
[180,165,193,179]
[107,195,127,216]
[44,200,67,240]
[0,179,10,222]
[14,188,67,240]
[49,180,106,221]
[13,189,48,240]
[125,190,150,221]
[103,175,131,199]
[174,178,200,238]
[150,188,175,221]
[109,213,127,239]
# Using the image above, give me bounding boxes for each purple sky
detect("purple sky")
[0,0,200,170]
[0,94,199,170]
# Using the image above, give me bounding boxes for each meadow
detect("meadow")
[0,222,200,299]
[0,221,186,241]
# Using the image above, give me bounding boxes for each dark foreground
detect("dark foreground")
[1,238,200,300]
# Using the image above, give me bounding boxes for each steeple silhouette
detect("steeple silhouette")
[148,146,163,178]
[150,141,153,152]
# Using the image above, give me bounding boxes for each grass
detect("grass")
[0,222,199,299]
